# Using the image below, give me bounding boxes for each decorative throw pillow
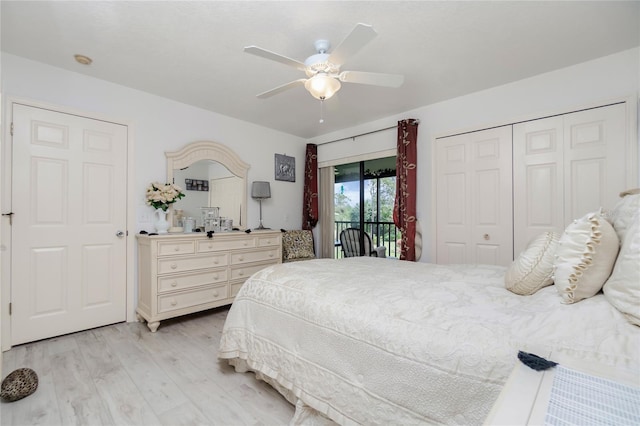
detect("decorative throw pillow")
[282,230,315,261]
[505,232,560,295]
[608,189,640,244]
[1,368,38,402]
[553,209,619,304]
[603,209,640,326]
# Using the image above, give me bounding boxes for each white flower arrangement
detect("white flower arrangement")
[145,182,185,211]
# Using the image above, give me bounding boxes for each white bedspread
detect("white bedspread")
[218,257,640,425]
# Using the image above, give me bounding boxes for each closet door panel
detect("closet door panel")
[513,117,564,256]
[436,126,512,266]
[563,103,626,222]
[470,127,513,266]
[436,137,471,264]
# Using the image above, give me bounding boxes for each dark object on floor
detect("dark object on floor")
[139,230,148,234]
[245,229,251,233]
[148,233,158,236]
[518,351,558,371]
[1,368,39,402]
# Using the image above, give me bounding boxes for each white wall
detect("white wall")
[2,48,638,264]
[1,53,307,232]
[313,47,640,262]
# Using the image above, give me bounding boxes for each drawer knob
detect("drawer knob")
[239,256,244,261]
[208,244,213,248]
[171,281,178,287]
[213,290,219,297]
[214,259,219,264]
[174,247,180,251]
[269,253,274,258]
[213,274,218,280]
[243,242,248,246]
[170,263,177,269]
[238,270,244,276]
[170,300,177,306]
[483,233,490,240]
[266,240,271,244]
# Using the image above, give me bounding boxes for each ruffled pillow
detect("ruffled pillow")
[505,232,559,295]
[553,209,619,304]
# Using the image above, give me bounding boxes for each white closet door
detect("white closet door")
[513,103,627,255]
[563,103,627,223]
[513,116,564,256]
[436,126,513,266]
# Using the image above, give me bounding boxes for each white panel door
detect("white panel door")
[513,103,627,255]
[11,104,128,345]
[513,116,564,256]
[210,176,242,226]
[563,103,627,224]
[436,126,513,266]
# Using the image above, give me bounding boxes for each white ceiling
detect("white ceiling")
[2,1,638,139]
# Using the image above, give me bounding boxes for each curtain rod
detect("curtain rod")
[316,119,420,146]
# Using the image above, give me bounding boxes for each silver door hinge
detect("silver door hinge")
[10,122,14,136]
[9,303,12,315]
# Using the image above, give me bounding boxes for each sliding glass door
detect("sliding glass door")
[334,156,399,258]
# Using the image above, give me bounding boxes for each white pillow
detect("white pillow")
[608,189,640,244]
[603,209,640,326]
[505,232,559,295]
[553,209,619,304]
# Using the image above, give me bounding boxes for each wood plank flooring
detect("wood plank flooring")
[1,307,295,425]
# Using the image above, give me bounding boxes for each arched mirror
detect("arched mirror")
[166,141,249,230]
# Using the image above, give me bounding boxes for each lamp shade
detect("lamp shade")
[251,181,271,199]
[304,74,341,100]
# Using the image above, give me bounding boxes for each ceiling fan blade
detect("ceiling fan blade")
[256,79,307,98]
[338,71,404,88]
[244,46,306,70]
[328,23,377,66]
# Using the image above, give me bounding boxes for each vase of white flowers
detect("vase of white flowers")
[145,182,185,234]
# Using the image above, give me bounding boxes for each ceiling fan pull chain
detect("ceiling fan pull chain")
[319,99,325,124]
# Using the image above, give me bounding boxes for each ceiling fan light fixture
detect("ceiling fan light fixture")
[304,74,341,100]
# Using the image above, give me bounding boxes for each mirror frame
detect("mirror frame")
[166,141,250,229]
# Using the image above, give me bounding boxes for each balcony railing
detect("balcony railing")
[334,220,400,259]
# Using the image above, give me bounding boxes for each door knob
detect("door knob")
[116,230,125,238]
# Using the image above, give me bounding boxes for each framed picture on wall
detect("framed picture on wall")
[275,154,295,182]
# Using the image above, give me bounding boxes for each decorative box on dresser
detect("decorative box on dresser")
[136,230,281,332]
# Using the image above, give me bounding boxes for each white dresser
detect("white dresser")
[136,230,281,332]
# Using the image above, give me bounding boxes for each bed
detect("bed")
[218,195,640,425]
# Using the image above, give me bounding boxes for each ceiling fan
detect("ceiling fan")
[244,23,404,101]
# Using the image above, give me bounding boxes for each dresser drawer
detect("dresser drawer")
[157,284,228,313]
[157,240,195,256]
[158,269,228,293]
[257,234,281,247]
[157,253,228,275]
[197,236,255,252]
[230,281,244,297]
[230,261,277,281]
[230,248,280,265]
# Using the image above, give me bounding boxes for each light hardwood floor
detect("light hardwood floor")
[1,307,295,425]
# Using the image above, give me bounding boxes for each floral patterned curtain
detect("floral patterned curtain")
[302,143,319,230]
[393,119,419,261]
